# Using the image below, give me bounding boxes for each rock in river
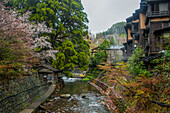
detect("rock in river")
[60,94,71,99]
[81,95,86,98]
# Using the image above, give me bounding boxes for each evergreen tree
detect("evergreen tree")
[9,0,90,71]
[92,39,110,66]
[110,36,116,45]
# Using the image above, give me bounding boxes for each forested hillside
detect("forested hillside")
[103,22,126,35]
[92,22,126,48]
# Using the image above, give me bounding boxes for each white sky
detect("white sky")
[81,0,141,34]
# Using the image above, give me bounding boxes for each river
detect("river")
[36,77,110,113]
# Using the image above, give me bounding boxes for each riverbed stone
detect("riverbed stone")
[47,98,55,102]
[71,98,77,101]
[60,94,71,98]
[96,94,100,97]
[101,101,105,105]
[56,89,60,92]
[81,95,86,98]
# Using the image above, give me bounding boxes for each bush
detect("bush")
[64,71,73,77]
[127,46,150,76]
[82,78,90,82]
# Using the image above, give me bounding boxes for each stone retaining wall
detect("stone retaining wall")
[0,75,50,113]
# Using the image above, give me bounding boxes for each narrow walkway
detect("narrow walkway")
[20,84,56,113]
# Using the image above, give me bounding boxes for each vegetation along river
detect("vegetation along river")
[36,77,110,113]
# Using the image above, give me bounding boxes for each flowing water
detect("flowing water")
[36,77,110,113]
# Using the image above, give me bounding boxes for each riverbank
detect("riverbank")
[35,78,110,113]
[88,82,116,113]
[20,84,56,113]
[20,77,114,113]
[88,79,125,113]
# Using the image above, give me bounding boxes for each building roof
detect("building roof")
[37,64,60,72]
[91,47,99,51]
[106,45,124,50]
[147,0,169,3]
[126,16,133,23]
[39,69,53,73]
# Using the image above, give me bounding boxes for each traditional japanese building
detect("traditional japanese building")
[123,0,170,63]
[37,64,60,83]
[106,45,124,64]
[91,47,99,56]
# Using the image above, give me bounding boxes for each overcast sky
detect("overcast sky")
[81,0,141,34]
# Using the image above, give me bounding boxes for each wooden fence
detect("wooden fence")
[92,79,170,112]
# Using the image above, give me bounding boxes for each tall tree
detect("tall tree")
[110,36,116,45]
[92,39,110,66]
[9,0,90,71]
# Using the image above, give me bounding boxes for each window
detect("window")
[151,3,159,11]
[159,3,168,11]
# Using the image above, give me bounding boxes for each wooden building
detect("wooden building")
[123,0,170,63]
[106,45,124,64]
[91,47,99,56]
[37,64,60,84]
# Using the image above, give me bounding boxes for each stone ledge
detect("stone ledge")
[20,84,56,113]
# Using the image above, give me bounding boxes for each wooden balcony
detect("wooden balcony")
[146,11,170,17]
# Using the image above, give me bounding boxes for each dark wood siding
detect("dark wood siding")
[150,22,162,53]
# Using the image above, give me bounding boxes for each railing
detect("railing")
[147,11,170,17]
[92,79,170,112]
[92,79,127,112]
[93,79,109,92]
[0,76,50,113]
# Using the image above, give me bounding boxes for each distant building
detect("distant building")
[106,45,124,64]
[91,47,99,56]
[37,64,60,83]
[123,0,170,67]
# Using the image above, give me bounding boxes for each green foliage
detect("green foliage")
[9,0,90,72]
[84,75,96,81]
[26,0,89,43]
[98,39,110,51]
[92,39,110,66]
[0,36,27,80]
[92,37,170,112]
[103,22,126,35]
[64,71,73,77]
[110,36,117,45]
[127,46,150,76]
[33,47,42,52]
[0,38,13,61]
[87,39,110,79]
[152,51,170,75]
[82,77,90,82]
[96,33,104,39]
[52,38,90,72]
[77,52,89,71]
[7,0,39,13]
[119,34,126,37]
[151,43,170,76]
[96,22,126,39]
[117,43,170,112]
[52,39,77,71]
